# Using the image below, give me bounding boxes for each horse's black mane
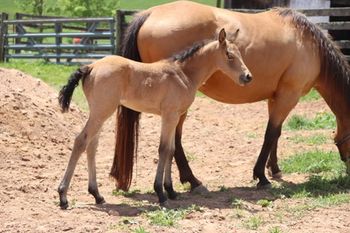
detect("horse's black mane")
[171,39,213,63]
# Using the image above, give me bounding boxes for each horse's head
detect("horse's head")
[216,28,252,86]
[335,128,350,174]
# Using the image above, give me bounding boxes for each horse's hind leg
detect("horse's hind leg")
[174,112,205,192]
[87,132,105,204]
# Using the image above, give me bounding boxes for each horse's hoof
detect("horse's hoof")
[160,200,169,208]
[191,184,209,195]
[96,196,106,205]
[60,201,69,210]
[257,182,272,189]
[268,169,282,179]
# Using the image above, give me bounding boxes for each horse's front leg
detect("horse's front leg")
[87,133,105,205]
[253,90,299,188]
[174,112,207,194]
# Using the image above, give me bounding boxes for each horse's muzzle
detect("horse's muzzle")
[239,74,252,85]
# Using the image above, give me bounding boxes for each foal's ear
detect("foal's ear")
[218,28,226,44]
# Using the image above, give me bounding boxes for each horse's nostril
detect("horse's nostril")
[245,74,252,82]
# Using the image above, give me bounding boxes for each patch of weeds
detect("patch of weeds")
[289,134,328,145]
[145,205,201,227]
[230,196,244,208]
[280,151,344,174]
[232,208,245,219]
[257,199,273,208]
[175,182,191,192]
[313,193,350,207]
[300,88,320,101]
[285,112,335,130]
[269,226,283,233]
[112,189,141,197]
[219,185,229,192]
[246,132,257,139]
[243,216,263,230]
[133,226,150,233]
[185,152,197,162]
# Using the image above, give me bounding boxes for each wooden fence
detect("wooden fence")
[0,7,349,63]
[0,13,116,63]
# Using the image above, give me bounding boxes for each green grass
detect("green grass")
[112,189,141,197]
[243,216,263,230]
[300,88,321,101]
[269,226,283,233]
[286,112,336,130]
[280,151,344,174]
[289,134,328,145]
[133,226,150,233]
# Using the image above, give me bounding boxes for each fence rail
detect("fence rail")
[0,7,349,63]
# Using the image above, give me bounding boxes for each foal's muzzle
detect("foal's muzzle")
[239,73,252,85]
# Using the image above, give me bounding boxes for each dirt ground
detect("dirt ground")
[0,68,349,233]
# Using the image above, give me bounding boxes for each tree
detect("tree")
[15,0,45,16]
[56,0,120,17]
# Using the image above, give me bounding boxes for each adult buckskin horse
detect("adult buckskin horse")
[117,1,350,191]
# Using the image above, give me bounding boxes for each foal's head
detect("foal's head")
[214,28,252,86]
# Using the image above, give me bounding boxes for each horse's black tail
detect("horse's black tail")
[58,66,91,112]
[110,12,150,191]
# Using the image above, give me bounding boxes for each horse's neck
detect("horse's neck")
[179,50,218,90]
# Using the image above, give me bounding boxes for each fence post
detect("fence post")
[115,9,123,55]
[55,22,62,63]
[0,13,9,62]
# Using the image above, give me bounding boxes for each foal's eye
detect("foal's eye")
[226,52,234,60]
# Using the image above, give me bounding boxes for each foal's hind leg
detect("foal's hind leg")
[87,133,105,204]
[58,118,104,209]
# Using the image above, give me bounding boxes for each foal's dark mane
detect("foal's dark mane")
[171,39,213,63]
[276,8,350,105]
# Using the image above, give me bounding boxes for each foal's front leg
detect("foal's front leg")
[154,114,179,205]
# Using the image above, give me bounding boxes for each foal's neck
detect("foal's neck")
[178,47,219,90]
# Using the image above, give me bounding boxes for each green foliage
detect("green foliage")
[257,199,272,208]
[269,226,283,233]
[133,226,150,233]
[15,0,49,16]
[112,189,141,197]
[286,112,336,130]
[290,134,328,145]
[243,216,263,230]
[300,88,321,101]
[53,0,120,17]
[145,205,200,227]
[280,151,344,174]
[230,196,244,208]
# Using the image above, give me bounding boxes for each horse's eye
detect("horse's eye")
[226,52,234,60]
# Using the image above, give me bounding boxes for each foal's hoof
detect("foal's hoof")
[167,191,178,200]
[59,201,69,210]
[160,200,170,208]
[191,184,209,195]
[256,182,272,190]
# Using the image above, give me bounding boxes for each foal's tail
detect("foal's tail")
[58,66,91,112]
[109,11,150,191]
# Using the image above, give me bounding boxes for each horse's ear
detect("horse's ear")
[230,28,240,42]
[218,28,226,44]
